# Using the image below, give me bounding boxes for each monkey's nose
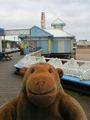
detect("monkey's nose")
[37,81,45,92]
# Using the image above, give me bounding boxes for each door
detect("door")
[24,41,29,54]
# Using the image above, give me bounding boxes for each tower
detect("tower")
[51,18,66,30]
[41,12,45,29]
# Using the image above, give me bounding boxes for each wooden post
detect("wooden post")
[0,35,2,52]
[4,36,5,52]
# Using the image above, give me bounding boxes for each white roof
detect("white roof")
[52,18,64,24]
[2,36,19,41]
[45,29,74,38]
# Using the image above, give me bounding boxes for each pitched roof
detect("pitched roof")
[51,18,66,26]
[45,29,75,38]
[19,25,75,38]
[52,18,64,24]
[19,25,53,38]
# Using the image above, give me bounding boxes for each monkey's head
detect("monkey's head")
[21,62,63,107]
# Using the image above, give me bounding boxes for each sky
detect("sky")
[0,0,90,41]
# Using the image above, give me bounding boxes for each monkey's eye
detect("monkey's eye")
[48,69,52,73]
[31,69,34,73]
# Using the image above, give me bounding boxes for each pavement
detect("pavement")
[0,52,90,119]
[0,52,24,105]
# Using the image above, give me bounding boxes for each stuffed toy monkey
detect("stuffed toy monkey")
[0,63,87,120]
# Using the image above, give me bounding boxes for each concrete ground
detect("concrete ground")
[0,50,90,119]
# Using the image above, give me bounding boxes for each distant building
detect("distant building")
[41,12,45,29]
[0,28,4,52]
[19,18,75,56]
[77,40,90,48]
[2,39,17,52]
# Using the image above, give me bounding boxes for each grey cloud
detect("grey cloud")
[0,0,90,41]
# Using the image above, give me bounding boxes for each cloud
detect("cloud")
[0,0,90,41]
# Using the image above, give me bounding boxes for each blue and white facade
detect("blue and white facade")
[19,18,75,55]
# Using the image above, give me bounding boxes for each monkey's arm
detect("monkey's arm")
[60,94,87,120]
[0,96,18,120]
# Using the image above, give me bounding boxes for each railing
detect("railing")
[30,49,43,57]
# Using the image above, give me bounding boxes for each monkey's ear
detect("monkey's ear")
[20,67,28,75]
[56,68,63,78]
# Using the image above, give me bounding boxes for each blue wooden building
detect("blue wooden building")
[19,18,75,56]
[0,28,4,52]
